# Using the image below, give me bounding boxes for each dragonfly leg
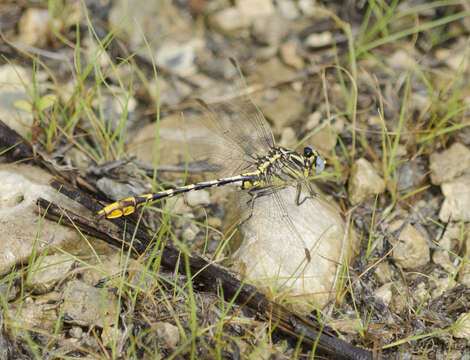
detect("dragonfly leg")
[295,182,316,206]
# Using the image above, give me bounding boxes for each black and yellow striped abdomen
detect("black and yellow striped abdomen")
[98,175,251,219]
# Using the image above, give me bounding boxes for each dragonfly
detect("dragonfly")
[98,77,325,262]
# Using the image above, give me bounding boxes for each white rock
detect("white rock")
[430,143,470,185]
[439,174,470,222]
[392,223,430,269]
[348,158,386,205]
[305,32,333,48]
[231,185,357,313]
[0,164,83,275]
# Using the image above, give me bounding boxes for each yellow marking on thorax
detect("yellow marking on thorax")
[258,152,281,172]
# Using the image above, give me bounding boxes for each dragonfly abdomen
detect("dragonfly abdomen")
[98,175,250,219]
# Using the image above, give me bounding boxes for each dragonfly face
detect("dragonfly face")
[303,145,325,175]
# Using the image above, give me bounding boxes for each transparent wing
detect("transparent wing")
[198,95,275,159]
[186,94,275,178]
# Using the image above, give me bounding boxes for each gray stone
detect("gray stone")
[27,253,75,294]
[435,47,468,71]
[396,161,425,192]
[348,158,386,205]
[306,111,322,130]
[101,325,127,349]
[392,223,430,269]
[96,177,148,203]
[328,317,363,335]
[62,280,118,327]
[430,143,470,185]
[432,223,462,274]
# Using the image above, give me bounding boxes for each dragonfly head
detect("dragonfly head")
[303,146,325,175]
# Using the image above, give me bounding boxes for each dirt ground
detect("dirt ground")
[1,1,470,359]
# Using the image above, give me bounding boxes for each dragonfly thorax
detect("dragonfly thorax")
[239,146,325,190]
